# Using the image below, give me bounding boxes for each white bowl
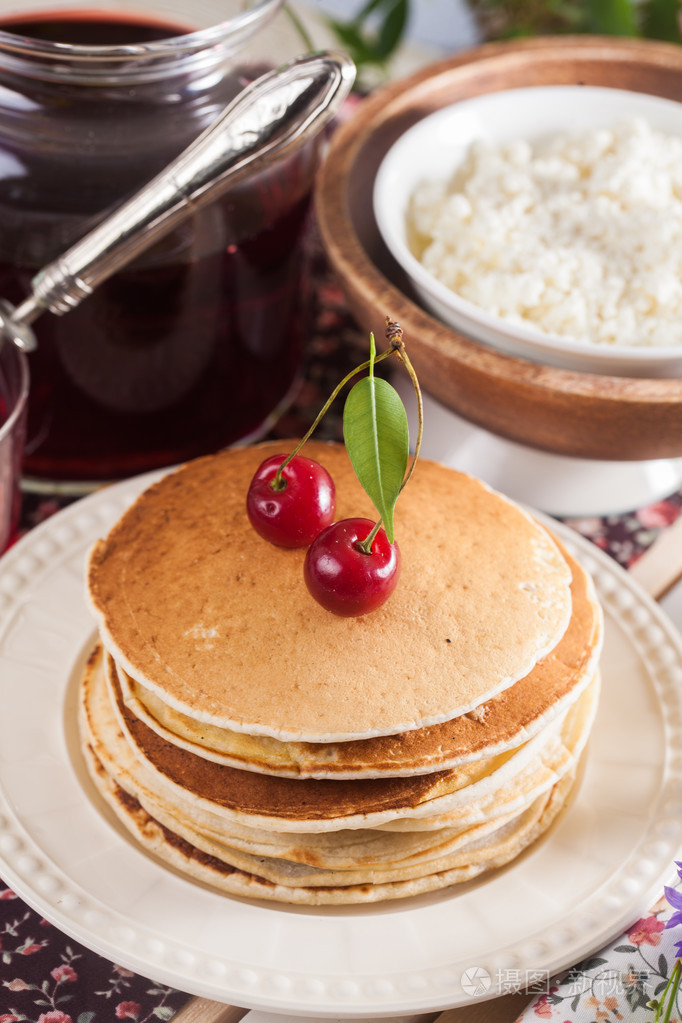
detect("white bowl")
[373,84,682,378]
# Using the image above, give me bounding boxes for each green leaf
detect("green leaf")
[343,336,409,543]
[376,0,410,60]
[326,0,409,69]
[325,20,376,65]
[583,0,639,35]
[355,0,396,23]
[546,0,585,27]
[152,1008,175,1021]
[577,956,608,971]
[641,0,682,40]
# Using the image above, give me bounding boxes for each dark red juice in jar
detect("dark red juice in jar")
[0,6,317,485]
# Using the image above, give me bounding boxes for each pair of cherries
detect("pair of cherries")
[246,453,400,617]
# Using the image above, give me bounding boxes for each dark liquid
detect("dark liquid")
[0,10,313,484]
[0,9,192,43]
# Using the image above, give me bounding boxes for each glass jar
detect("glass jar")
[0,0,318,489]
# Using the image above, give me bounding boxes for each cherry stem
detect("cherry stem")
[271,318,424,541]
[385,317,424,496]
[356,518,383,556]
[271,347,395,490]
[355,321,424,557]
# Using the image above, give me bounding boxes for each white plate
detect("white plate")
[1,471,682,1017]
[374,85,682,378]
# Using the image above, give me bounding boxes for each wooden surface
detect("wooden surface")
[627,512,682,598]
[169,999,527,1022]
[170,999,248,1023]
[316,36,682,461]
[436,992,529,1023]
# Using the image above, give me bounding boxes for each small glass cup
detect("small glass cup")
[0,341,28,553]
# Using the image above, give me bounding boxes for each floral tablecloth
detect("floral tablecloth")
[1,229,682,1023]
[517,882,682,1022]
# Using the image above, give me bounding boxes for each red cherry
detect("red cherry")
[304,517,401,617]
[246,454,335,548]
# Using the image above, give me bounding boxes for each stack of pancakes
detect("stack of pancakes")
[81,440,602,905]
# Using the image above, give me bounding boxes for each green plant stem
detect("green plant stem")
[357,318,424,555]
[272,348,394,489]
[384,316,424,489]
[274,320,422,561]
[655,958,682,1022]
[282,3,316,53]
[356,518,384,554]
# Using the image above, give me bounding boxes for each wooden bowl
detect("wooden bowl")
[316,36,682,461]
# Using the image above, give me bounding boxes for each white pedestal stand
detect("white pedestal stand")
[396,381,682,518]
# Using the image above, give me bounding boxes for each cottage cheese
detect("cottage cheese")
[409,118,682,348]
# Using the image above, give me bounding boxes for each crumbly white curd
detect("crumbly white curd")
[409,118,682,348]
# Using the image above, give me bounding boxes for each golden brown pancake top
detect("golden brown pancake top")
[87,441,573,741]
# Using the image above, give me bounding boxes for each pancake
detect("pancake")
[106,650,537,796]
[377,672,599,831]
[141,794,556,888]
[92,760,554,886]
[81,643,596,834]
[134,787,533,869]
[83,738,577,904]
[80,441,601,904]
[86,441,573,742]
[113,544,601,777]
